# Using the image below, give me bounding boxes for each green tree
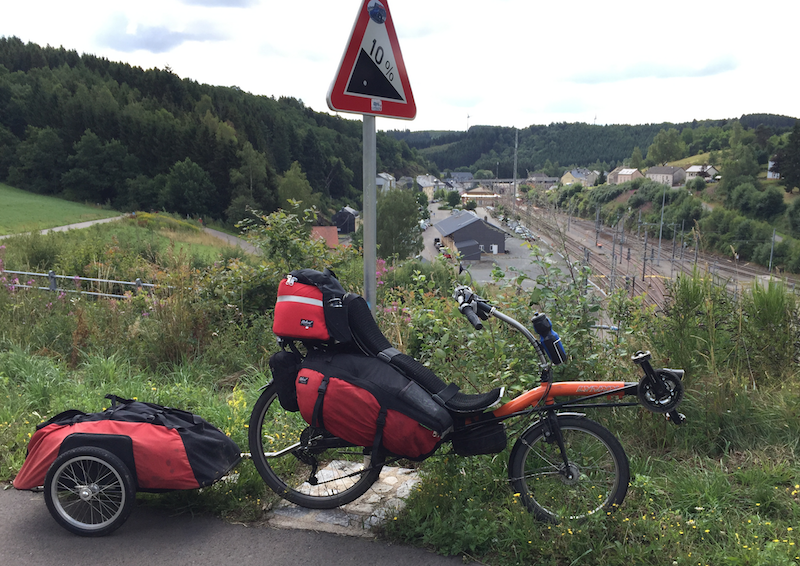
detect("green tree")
[775,121,800,193]
[7,126,66,194]
[720,145,760,198]
[630,146,644,170]
[787,198,800,237]
[159,158,215,217]
[240,202,356,277]
[646,129,685,165]
[61,129,136,203]
[376,189,423,259]
[277,161,319,211]
[445,190,460,207]
[229,141,278,213]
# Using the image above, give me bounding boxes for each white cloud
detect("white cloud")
[0,0,797,131]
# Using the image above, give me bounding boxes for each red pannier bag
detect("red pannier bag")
[296,351,454,460]
[272,268,352,344]
[14,395,241,491]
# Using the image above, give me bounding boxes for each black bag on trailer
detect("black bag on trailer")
[14,395,241,491]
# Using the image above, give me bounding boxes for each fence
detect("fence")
[2,269,156,299]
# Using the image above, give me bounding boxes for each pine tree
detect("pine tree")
[779,122,800,192]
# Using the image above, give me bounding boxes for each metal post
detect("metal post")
[769,228,776,274]
[642,231,648,282]
[48,270,57,292]
[363,115,377,312]
[595,208,600,247]
[512,129,518,211]
[657,185,666,266]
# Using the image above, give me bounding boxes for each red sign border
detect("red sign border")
[327,0,416,120]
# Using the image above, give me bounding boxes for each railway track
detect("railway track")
[518,207,798,310]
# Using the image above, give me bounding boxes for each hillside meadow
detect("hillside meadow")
[0,183,120,236]
[0,205,798,566]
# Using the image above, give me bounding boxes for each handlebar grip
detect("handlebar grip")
[462,306,483,330]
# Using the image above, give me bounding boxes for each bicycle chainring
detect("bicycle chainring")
[637,370,684,413]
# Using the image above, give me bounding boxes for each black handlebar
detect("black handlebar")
[453,285,484,330]
[461,305,483,330]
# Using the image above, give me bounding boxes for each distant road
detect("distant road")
[0,215,127,240]
[0,217,261,258]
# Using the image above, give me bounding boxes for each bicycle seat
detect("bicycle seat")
[345,294,503,414]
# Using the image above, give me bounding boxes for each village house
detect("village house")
[607,167,646,185]
[434,210,507,261]
[526,173,559,189]
[376,172,396,192]
[645,166,686,187]
[332,205,359,233]
[685,165,719,181]
[560,168,599,186]
[460,186,501,207]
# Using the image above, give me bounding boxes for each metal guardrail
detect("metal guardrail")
[2,269,155,299]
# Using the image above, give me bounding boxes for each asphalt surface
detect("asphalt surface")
[0,487,473,566]
[424,205,551,288]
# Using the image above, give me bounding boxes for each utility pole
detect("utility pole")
[769,228,776,274]
[657,184,666,266]
[595,208,600,247]
[642,231,648,282]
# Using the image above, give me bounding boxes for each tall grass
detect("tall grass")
[1,209,798,565]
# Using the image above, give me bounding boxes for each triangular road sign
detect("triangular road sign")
[327,0,416,120]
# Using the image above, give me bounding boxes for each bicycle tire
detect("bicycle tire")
[248,382,383,509]
[44,446,135,537]
[508,415,629,522]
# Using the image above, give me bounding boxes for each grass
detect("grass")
[670,153,712,168]
[1,211,798,565]
[0,183,120,236]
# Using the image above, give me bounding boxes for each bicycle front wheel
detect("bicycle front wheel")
[248,382,382,509]
[508,415,629,522]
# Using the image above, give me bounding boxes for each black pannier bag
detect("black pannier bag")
[272,268,351,344]
[295,351,454,460]
[269,349,301,412]
[449,422,507,457]
[14,395,241,491]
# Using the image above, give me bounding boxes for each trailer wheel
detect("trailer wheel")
[44,446,135,536]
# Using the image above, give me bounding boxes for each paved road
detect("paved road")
[424,205,552,289]
[0,487,473,566]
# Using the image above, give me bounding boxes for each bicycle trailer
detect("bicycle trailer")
[14,394,241,537]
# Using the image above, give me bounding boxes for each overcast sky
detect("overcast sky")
[2,0,798,132]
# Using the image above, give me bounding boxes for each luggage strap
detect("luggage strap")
[432,383,460,408]
[311,375,330,429]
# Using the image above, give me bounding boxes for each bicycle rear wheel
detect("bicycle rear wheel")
[508,415,629,522]
[248,382,382,509]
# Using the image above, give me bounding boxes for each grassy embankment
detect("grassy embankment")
[0,188,798,566]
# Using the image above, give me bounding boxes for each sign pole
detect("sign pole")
[327,0,415,312]
[363,115,377,312]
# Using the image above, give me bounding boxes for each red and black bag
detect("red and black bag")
[14,395,241,491]
[296,351,454,460]
[272,268,352,344]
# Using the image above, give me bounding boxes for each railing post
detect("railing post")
[48,270,57,292]
[135,278,142,294]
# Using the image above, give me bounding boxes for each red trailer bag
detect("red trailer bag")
[296,351,454,460]
[14,395,241,491]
